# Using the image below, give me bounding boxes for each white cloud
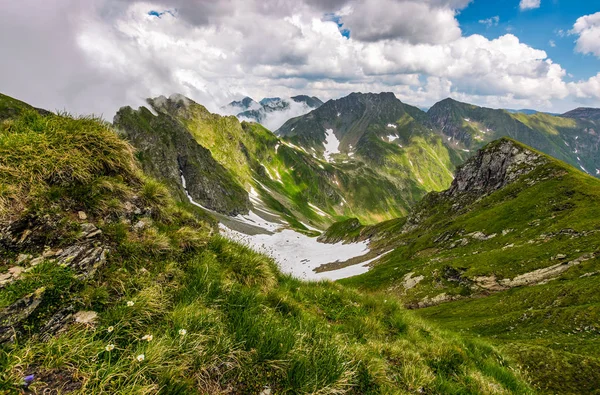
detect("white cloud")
[479,16,499,27]
[519,0,541,11]
[569,73,600,101]
[0,0,596,119]
[571,12,600,58]
[341,0,464,44]
[549,40,556,47]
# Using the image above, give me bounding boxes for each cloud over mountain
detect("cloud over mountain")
[0,0,598,119]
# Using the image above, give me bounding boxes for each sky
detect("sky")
[0,0,599,120]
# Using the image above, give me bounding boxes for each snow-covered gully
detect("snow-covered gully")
[181,173,385,281]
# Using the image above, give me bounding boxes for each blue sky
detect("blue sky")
[458,0,599,82]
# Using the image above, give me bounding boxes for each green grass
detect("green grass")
[0,102,533,394]
[340,139,600,393]
[0,238,534,394]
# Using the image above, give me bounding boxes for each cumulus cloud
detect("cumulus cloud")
[0,0,596,120]
[519,0,541,11]
[340,0,465,44]
[569,73,600,101]
[571,12,600,58]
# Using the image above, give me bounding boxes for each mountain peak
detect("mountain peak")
[445,138,547,199]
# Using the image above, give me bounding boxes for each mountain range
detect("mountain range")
[1,89,600,393]
[222,95,324,125]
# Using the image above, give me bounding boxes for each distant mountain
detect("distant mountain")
[505,108,559,116]
[428,97,600,176]
[221,95,324,128]
[115,93,438,227]
[562,107,600,122]
[277,92,430,153]
[226,96,258,112]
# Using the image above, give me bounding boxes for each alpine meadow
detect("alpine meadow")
[1,1,600,394]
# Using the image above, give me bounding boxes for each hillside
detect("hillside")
[277,92,465,214]
[427,98,600,177]
[0,95,534,393]
[115,94,451,227]
[562,107,600,122]
[338,138,600,393]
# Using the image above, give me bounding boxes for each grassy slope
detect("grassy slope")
[427,98,600,177]
[0,103,533,393]
[340,140,600,393]
[132,96,458,227]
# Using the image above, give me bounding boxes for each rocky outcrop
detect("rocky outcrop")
[404,139,549,232]
[444,138,547,199]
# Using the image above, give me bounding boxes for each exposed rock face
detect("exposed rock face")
[444,138,547,199]
[0,288,45,343]
[404,139,548,231]
[114,100,250,216]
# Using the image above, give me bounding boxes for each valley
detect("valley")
[1,89,599,394]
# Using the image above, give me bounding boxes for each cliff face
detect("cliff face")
[444,138,547,198]
[114,102,250,216]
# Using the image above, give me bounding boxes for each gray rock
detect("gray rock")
[0,287,45,343]
[16,253,31,264]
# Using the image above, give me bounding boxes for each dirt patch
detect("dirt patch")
[26,368,82,394]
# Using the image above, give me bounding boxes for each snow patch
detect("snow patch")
[387,134,398,142]
[323,129,340,162]
[220,225,375,280]
[464,118,471,122]
[387,123,397,129]
[308,202,328,217]
[275,143,280,153]
[337,112,341,117]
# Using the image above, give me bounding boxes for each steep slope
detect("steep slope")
[114,104,250,216]
[0,95,532,394]
[339,138,600,393]
[276,92,464,215]
[114,95,426,227]
[428,98,600,176]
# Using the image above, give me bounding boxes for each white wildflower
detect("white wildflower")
[126,301,135,307]
[107,326,114,333]
[105,344,115,351]
[136,354,145,362]
[141,334,153,342]
[178,329,187,336]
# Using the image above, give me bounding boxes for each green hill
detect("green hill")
[427,98,600,177]
[0,95,533,393]
[339,138,600,393]
[115,94,456,227]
